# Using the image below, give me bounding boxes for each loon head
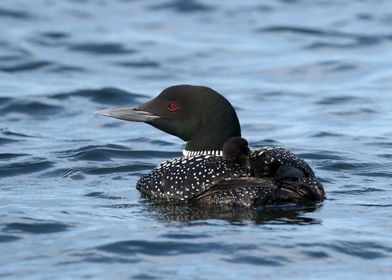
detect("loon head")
[96,85,241,152]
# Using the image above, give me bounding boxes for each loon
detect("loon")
[96,85,325,207]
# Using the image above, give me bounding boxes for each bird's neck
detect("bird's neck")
[183,128,240,157]
[182,149,223,157]
[184,113,241,152]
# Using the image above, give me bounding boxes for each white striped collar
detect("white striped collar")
[182,149,223,157]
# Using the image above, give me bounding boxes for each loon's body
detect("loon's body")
[97,85,325,207]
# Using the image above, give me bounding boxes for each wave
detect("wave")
[258,25,392,48]
[68,43,136,55]
[0,159,54,177]
[0,100,63,117]
[149,0,213,13]
[57,144,179,161]
[0,7,34,20]
[49,87,145,105]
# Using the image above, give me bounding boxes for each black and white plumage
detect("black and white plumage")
[136,144,324,207]
[97,85,325,207]
[137,154,250,201]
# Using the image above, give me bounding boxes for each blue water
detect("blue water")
[1,0,392,279]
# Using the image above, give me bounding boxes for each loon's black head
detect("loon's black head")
[223,137,251,168]
[96,85,241,152]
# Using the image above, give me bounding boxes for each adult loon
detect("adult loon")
[96,85,325,207]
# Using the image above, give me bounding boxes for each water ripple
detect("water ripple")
[259,25,392,41]
[97,240,254,256]
[0,7,34,20]
[116,60,160,69]
[223,255,288,266]
[160,233,209,239]
[0,153,29,160]
[301,250,329,258]
[0,128,36,138]
[150,0,213,13]
[356,203,392,208]
[41,167,87,179]
[47,65,86,73]
[0,61,52,73]
[49,87,144,105]
[0,100,63,117]
[58,144,179,161]
[0,235,21,243]
[299,151,344,160]
[259,25,392,49]
[0,97,11,104]
[68,43,135,55]
[316,96,366,105]
[311,132,344,138]
[321,161,370,171]
[40,31,69,40]
[85,192,124,200]
[329,241,391,259]
[83,163,155,175]
[0,159,54,177]
[299,241,392,260]
[80,255,138,264]
[2,222,71,234]
[30,31,70,47]
[330,186,385,195]
[0,137,19,145]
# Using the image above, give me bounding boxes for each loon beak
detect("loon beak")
[95,105,160,123]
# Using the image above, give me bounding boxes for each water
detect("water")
[1,0,392,279]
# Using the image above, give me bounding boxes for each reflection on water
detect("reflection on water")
[143,200,322,225]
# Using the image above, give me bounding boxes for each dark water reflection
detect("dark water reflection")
[142,201,321,225]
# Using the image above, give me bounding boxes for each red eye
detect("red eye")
[167,103,179,112]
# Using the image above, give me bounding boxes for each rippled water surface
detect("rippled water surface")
[1,0,392,279]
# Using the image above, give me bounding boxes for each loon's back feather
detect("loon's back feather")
[136,154,250,201]
[194,177,323,207]
[250,146,314,178]
[136,146,324,207]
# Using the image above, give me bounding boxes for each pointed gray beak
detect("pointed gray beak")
[95,106,160,123]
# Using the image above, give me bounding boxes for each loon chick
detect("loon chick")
[96,85,325,207]
[223,136,251,168]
